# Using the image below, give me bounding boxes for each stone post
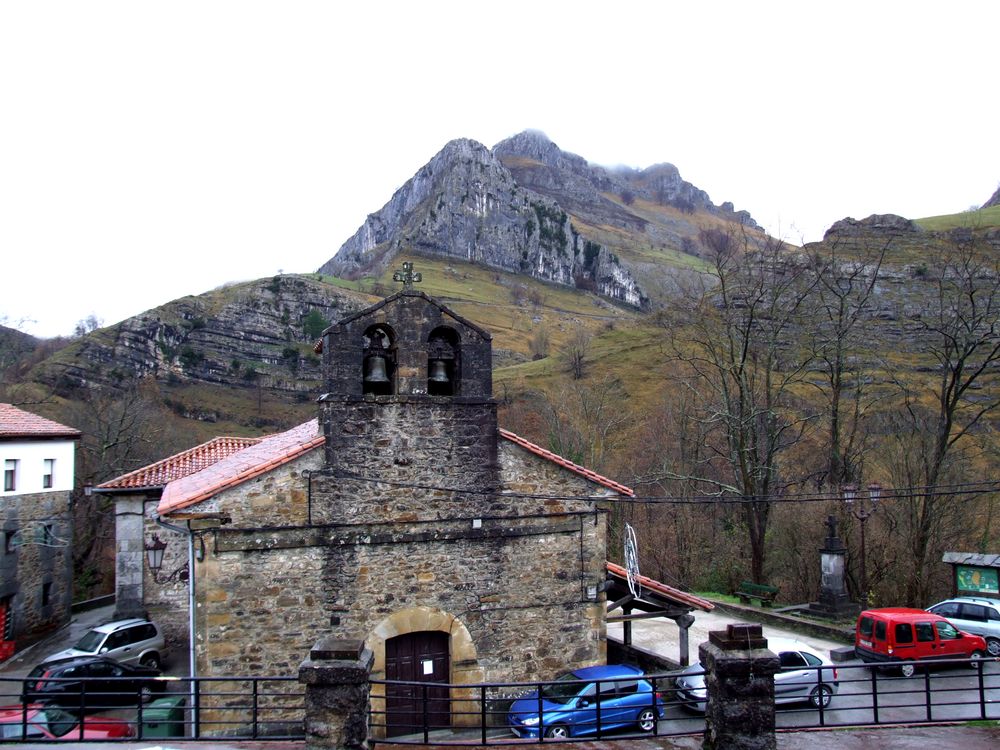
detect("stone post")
[299,638,373,750]
[700,623,779,750]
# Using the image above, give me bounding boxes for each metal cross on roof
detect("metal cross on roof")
[392,261,422,288]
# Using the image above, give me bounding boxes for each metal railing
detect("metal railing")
[1,657,996,743]
[371,657,1000,744]
[0,675,305,742]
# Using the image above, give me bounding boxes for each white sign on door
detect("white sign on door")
[422,659,434,676]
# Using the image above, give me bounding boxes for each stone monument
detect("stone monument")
[808,515,860,620]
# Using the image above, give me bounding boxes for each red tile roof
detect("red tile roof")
[499,428,634,497]
[158,420,323,514]
[0,403,81,439]
[98,436,262,491]
[151,422,631,515]
[606,562,714,612]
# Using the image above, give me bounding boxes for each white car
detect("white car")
[42,618,168,669]
[673,638,838,711]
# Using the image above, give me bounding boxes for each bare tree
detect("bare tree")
[804,240,888,487]
[880,235,1000,605]
[563,327,591,380]
[662,228,820,583]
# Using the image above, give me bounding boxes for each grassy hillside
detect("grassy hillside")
[915,204,1000,232]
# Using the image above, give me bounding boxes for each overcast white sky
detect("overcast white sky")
[2,2,998,338]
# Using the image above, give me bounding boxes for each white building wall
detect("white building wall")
[0,439,76,496]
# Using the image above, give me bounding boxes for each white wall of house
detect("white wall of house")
[0,439,76,496]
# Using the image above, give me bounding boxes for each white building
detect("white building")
[0,403,80,657]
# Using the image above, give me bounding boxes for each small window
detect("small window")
[42,458,55,489]
[915,622,936,642]
[859,616,873,638]
[988,607,1000,622]
[874,620,887,641]
[930,602,959,618]
[41,582,52,606]
[39,524,54,545]
[3,460,16,492]
[4,531,15,555]
[895,623,914,644]
[935,620,960,640]
[104,631,130,650]
[802,652,823,666]
[614,680,639,695]
[959,604,988,622]
[779,651,808,669]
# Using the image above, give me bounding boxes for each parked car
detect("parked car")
[854,607,988,676]
[926,596,1000,657]
[23,656,167,710]
[673,638,838,712]
[507,664,664,738]
[42,617,167,669]
[0,703,135,740]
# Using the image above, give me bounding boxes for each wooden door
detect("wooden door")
[385,631,450,737]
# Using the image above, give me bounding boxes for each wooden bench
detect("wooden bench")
[736,581,779,607]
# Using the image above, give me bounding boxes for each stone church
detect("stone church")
[103,274,637,734]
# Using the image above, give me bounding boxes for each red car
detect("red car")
[0,704,135,741]
[855,608,989,676]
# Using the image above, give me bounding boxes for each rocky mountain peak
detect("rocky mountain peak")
[983,184,1000,209]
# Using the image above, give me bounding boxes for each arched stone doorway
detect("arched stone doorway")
[367,606,483,738]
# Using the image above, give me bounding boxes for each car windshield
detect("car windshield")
[73,630,105,652]
[540,673,587,704]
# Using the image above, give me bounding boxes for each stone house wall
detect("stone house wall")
[0,490,73,643]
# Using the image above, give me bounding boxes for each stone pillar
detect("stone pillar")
[299,638,373,750]
[675,613,695,667]
[700,623,779,750]
[113,496,147,620]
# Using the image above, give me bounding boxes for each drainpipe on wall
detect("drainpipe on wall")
[154,514,198,735]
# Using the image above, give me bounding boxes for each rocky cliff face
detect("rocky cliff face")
[34,275,369,401]
[984,185,1000,209]
[319,137,645,307]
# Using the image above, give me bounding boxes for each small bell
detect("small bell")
[364,355,389,383]
[428,359,450,383]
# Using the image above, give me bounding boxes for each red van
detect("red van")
[855,608,988,676]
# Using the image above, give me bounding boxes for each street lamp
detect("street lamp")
[843,482,881,608]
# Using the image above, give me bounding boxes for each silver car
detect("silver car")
[674,638,838,711]
[42,618,168,669]
[927,597,1000,657]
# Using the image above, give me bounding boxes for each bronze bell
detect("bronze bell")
[364,355,389,383]
[428,359,450,383]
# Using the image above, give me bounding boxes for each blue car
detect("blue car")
[507,665,664,739]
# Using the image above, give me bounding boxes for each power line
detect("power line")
[327,470,1000,506]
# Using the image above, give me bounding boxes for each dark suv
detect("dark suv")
[23,657,166,710]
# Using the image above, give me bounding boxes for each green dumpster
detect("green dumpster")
[141,695,187,738]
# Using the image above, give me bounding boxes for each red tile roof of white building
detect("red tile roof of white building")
[157,420,323,514]
[0,403,81,439]
[98,436,262,491]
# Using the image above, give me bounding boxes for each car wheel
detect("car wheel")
[545,724,569,739]
[637,708,657,732]
[899,662,916,678]
[987,638,1000,658]
[969,650,985,668]
[140,654,161,670]
[809,685,833,708]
